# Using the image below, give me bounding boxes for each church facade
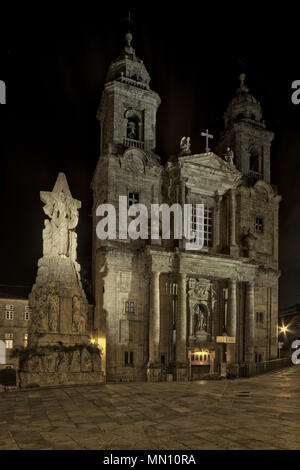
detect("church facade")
[91,32,281,382]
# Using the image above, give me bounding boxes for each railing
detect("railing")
[123,138,145,150]
[255,357,291,375]
[248,170,264,182]
[237,357,291,378]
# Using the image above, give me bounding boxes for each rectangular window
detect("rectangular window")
[124,351,129,365]
[255,217,263,233]
[5,333,13,349]
[24,334,28,348]
[129,351,134,365]
[191,205,213,248]
[24,306,30,321]
[125,301,135,313]
[256,312,264,323]
[255,353,263,363]
[128,191,139,207]
[5,304,14,321]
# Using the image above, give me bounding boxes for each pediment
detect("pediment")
[180,152,241,176]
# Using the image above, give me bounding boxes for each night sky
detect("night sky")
[0,4,300,308]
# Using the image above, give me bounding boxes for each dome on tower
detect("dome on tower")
[224,74,263,128]
[105,32,151,90]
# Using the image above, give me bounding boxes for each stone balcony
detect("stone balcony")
[123,137,145,150]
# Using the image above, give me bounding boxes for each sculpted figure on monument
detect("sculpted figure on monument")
[38,294,49,331]
[224,147,235,166]
[179,136,191,156]
[72,296,86,333]
[48,294,60,332]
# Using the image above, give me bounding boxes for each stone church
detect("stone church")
[91,32,281,382]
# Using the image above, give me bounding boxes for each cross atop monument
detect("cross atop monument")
[124,11,134,32]
[201,129,214,153]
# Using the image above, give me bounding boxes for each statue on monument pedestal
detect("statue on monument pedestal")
[19,172,103,388]
[41,173,81,260]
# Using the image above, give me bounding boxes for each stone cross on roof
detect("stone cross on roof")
[124,11,134,32]
[200,129,214,154]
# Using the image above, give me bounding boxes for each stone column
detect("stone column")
[149,271,160,364]
[229,189,239,257]
[189,302,193,338]
[215,193,221,249]
[227,279,237,364]
[246,281,255,364]
[176,273,187,364]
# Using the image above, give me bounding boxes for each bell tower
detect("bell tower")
[215,74,274,184]
[97,32,161,155]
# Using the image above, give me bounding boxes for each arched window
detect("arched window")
[249,150,260,173]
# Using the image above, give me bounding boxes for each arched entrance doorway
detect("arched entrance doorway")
[188,349,215,380]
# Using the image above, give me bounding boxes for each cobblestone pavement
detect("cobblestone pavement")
[0,366,299,450]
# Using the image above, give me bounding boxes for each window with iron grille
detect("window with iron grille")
[124,351,134,365]
[255,217,263,233]
[125,301,135,313]
[5,305,14,321]
[128,191,139,207]
[5,333,13,349]
[191,205,213,248]
[25,305,31,321]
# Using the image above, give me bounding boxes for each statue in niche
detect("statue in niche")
[127,119,137,139]
[179,137,191,156]
[241,226,257,258]
[48,294,59,332]
[72,296,86,334]
[194,304,207,334]
[224,147,235,166]
[40,173,81,260]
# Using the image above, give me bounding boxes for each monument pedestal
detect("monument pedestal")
[18,345,104,388]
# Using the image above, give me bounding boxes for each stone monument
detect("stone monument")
[18,173,103,387]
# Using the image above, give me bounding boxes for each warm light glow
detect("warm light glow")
[279,324,290,334]
[97,337,106,351]
[90,338,95,344]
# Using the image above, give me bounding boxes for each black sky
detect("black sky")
[0,3,300,308]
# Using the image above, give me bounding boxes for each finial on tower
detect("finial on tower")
[123,11,135,56]
[124,11,134,33]
[239,73,248,92]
